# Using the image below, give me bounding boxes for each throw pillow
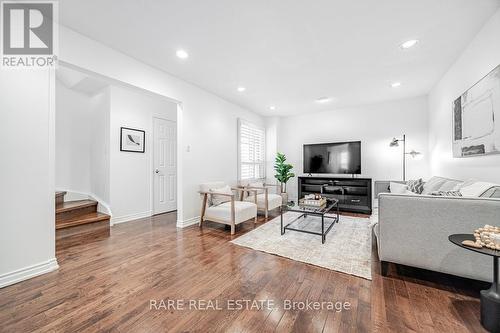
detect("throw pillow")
[460,181,499,197]
[389,182,408,194]
[429,190,462,197]
[210,185,233,206]
[437,179,463,192]
[248,181,265,194]
[421,176,449,195]
[453,178,477,191]
[407,178,424,194]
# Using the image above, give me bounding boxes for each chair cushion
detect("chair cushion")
[205,201,257,224]
[244,193,282,210]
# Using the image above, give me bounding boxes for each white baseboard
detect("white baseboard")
[0,258,59,289]
[111,211,152,225]
[177,216,200,228]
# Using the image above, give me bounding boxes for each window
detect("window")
[238,119,265,180]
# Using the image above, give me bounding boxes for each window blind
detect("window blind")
[239,120,265,180]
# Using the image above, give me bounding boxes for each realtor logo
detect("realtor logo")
[1,1,57,68]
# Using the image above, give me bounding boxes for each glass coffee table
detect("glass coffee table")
[280,199,339,244]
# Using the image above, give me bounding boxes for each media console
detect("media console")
[298,176,372,215]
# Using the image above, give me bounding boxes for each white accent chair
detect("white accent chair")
[199,182,258,235]
[241,181,282,219]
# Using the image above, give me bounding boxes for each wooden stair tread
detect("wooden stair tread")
[56,200,97,214]
[55,191,67,197]
[56,212,110,229]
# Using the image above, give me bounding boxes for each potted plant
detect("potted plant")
[274,152,295,204]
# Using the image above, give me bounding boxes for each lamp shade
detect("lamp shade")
[389,138,399,147]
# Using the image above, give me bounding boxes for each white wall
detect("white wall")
[109,85,177,223]
[89,88,111,205]
[0,70,58,287]
[428,9,500,184]
[55,80,111,211]
[55,80,92,193]
[265,117,280,184]
[278,96,429,201]
[59,26,264,225]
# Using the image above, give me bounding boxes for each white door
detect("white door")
[153,118,177,214]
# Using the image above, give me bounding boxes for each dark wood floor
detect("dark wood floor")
[0,211,489,332]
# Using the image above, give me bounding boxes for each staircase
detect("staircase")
[55,191,110,251]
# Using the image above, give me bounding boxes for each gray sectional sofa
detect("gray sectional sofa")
[374,176,500,282]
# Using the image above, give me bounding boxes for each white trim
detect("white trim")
[176,216,200,228]
[111,211,152,225]
[0,258,59,289]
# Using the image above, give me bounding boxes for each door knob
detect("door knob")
[155,169,160,174]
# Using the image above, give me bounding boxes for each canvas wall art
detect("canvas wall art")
[120,127,145,153]
[453,64,500,157]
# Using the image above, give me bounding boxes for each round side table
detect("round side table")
[449,234,500,333]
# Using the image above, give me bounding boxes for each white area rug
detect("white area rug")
[231,212,375,280]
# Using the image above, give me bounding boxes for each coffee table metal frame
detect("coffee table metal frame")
[280,199,339,244]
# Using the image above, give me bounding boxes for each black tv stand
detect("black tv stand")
[298,176,372,215]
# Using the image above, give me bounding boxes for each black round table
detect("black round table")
[449,234,500,333]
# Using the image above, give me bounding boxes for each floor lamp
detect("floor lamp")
[389,134,421,181]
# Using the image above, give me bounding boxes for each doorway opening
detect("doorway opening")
[54,63,179,250]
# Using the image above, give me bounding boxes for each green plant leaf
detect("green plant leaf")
[274,152,295,189]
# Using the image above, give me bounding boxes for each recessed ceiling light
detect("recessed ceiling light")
[176,49,189,59]
[315,97,331,103]
[400,39,419,49]
[391,82,401,88]
[237,86,246,92]
[269,106,276,110]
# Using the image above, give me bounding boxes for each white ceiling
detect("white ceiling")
[59,0,500,116]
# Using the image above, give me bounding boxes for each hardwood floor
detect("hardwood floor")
[0,211,489,332]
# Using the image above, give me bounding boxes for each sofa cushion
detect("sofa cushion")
[205,201,257,224]
[422,176,461,195]
[407,178,424,194]
[460,182,500,197]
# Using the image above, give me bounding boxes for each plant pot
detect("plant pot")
[280,192,288,205]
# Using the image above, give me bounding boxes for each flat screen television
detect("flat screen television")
[303,141,361,174]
